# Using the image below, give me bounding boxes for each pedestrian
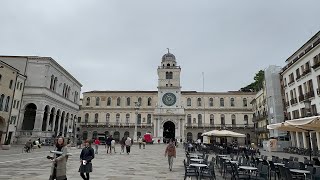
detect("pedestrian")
[106,135,113,154]
[125,137,132,155]
[164,139,176,171]
[120,137,125,154]
[111,139,116,153]
[49,137,68,180]
[79,139,95,180]
[142,137,146,149]
[138,136,142,149]
[94,138,100,154]
[77,139,82,149]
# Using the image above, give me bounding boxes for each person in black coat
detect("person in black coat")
[79,139,95,180]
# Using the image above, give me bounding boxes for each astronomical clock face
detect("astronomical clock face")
[162,93,176,106]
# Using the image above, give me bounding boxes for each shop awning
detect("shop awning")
[201,130,246,138]
[267,116,320,132]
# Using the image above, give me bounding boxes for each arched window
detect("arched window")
[243,98,248,107]
[232,114,236,127]
[244,115,248,125]
[9,80,13,89]
[124,131,130,138]
[166,72,169,79]
[106,113,110,124]
[221,114,225,125]
[197,98,202,106]
[107,97,111,106]
[137,114,141,124]
[210,114,214,125]
[187,98,191,106]
[113,131,120,142]
[96,97,100,106]
[198,114,202,126]
[165,72,173,79]
[82,131,88,140]
[116,113,120,124]
[53,77,58,91]
[117,97,121,106]
[84,113,89,123]
[126,114,130,124]
[0,94,4,111]
[63,83,66,96]
[138,97,142,105]
[86,97,90,106]
[230,98,235,107]
[147,114,152,124]
[127,97,130,106]
[209,98,213,107]
[94,113,99,123]
[193,118,196,124]
[187,114,192,124]
[187,132,193,141]
[148,97,152,106]
[4,96,10,112]
[50,75,54,89]
[220,98,224,107]
[169,72,173,79]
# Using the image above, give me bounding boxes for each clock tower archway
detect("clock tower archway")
[154,50,185,142]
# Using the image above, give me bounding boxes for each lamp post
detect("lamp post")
[134,102,140,142]
[304,99,312,161]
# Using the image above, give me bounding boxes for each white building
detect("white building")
[281,31,320,151]
[80,51,256,144]
[0,56,82,143]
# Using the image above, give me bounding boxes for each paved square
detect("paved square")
[0,144,222,180]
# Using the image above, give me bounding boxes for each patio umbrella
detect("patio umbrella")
[201,130,246,138]
[267,116,320,161]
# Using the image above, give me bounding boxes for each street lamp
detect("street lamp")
[304,99,312,161]
[134,102,141,142]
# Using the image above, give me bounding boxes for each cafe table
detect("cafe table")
[239,166,258,179]
[190,163,208,179]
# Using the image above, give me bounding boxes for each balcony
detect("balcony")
[296,74,301,81]
[285,101,290,107]
[288,80,295,86]
[185,123,254,129]
[80,122,153,128]
[255,126,268,133]
[312,62,320,70]
[298,95,305,102]
[290,98,298,105]
[304,91,315,99]
[302,68,311,76]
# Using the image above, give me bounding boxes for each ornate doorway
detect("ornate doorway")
[163,121,175,142]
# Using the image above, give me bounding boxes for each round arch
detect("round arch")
[22,103,37,130]
[187,132,193,142]
[114,131,120,142]
[163,121,175,141]
[124,131,130,138]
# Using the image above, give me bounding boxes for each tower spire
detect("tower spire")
[167,48,170,54]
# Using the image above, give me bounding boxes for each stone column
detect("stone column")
[45,113,51,131]
[316,132,320,149]
[296,132,300,148]
[62,117,67,137]
[153,118,157,138]
[310,132,314,150]
[290,132,295,147]
[302,132,308,149]
[51,113,57,132]
[33,110,44,131]
[57,115,62,136]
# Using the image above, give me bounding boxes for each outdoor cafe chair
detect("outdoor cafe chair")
[201,161,216,180]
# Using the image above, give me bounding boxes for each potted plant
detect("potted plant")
[1,139,11,150]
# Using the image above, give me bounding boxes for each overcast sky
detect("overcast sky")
[0,1,320,94]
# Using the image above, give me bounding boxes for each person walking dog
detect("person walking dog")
[165,139,176,171]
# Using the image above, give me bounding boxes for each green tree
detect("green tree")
[240,70,264,92]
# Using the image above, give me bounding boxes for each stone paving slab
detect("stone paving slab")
[0,144,224,180]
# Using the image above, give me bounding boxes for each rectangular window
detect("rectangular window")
[13,100,16,109]
[296,69,300,80]
[16,101,20,109]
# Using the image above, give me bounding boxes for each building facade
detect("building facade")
[80,52,256,144]
[281,31,320,151]
[0,56,82,144]
[0,60,20,144]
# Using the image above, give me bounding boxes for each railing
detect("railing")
[256,126,268,133]
[312,62,320,69]
[80,122,153,127]
[158,66,181,69]
[299,95,305,102]
[185,123,254,129]
[305,91,315,99]
[290,98,297,105]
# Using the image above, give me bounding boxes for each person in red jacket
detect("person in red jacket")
[165,139,176,171]
[94,138,100,154]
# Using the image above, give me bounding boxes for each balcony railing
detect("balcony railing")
[312,62,320,70]
[285,101,290,107]
[290,98,298,105]
[305,91,315,99]
[185,123,254,129]
[80,122,153,128]
[299,95,305,102]
[255,126,268,133]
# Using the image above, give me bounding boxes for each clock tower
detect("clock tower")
[154,49,185,142]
